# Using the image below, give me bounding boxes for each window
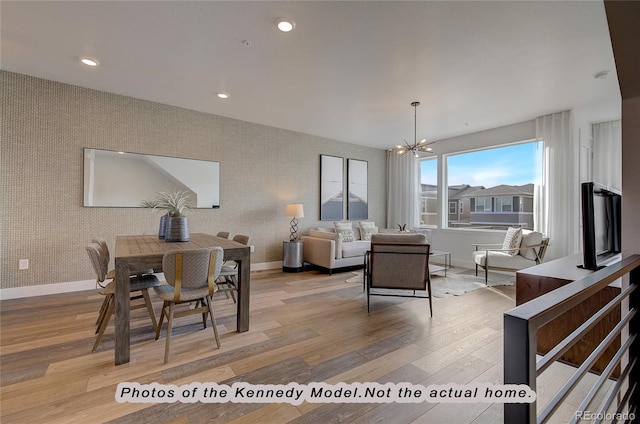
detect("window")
[474,197,491,212]
[419,158,438,226]
[432,141,542,229]
[445,140,542,230]
[417,140,541,230]
[495,197,513,212]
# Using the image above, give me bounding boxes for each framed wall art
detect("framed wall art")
[320,155,344,220]
[347,159,368,220]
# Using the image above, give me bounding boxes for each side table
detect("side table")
[283,240,304,272]
[430,250,451,276]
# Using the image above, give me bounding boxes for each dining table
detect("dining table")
[114,233,251,365]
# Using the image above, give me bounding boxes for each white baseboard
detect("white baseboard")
[0,279,96,300]
[251,261,282,271]
[0,262,284,300]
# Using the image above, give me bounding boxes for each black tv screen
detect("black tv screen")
[580,182,622,270]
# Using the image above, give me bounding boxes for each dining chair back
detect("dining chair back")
[216,231,230,239]
[87,240,110,285]
[85,242,160,352]
[216,234,251,303]
[154,247,224,363]
[232,234,251,245]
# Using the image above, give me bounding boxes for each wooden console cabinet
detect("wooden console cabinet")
[516,253,621,376]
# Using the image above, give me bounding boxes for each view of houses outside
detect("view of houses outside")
[420,141,542,230]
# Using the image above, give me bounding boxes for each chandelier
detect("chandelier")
[395,101,435,157]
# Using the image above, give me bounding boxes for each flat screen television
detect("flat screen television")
[580,182,622,270]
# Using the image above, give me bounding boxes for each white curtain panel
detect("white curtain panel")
[593,120,622,191]
[386,150,420,230]
[535,110,578,259]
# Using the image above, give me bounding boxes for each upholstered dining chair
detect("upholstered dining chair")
[364,233,433,317]
[216,234,250,303]
[154,247,224,363]
[90,237,157,324]
[85,242,161,353]
[92,237,155,279]
[216,231,230,239]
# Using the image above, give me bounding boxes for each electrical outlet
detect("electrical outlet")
[250,245,255,252]
[19,259,29,270]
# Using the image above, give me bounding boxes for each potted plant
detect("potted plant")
[142,191,192,242]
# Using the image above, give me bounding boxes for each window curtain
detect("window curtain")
[593,120,622,190]
[386,150,419,230]
[534,110,577,259]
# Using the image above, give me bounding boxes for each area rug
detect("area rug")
[345,270,514,298]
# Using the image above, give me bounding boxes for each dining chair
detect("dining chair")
[216,234,250,303]
[154,247,224,363]
[92,237,155,279]
[216,231,230,239]
[85,242,161,353]
[91,237,157,324]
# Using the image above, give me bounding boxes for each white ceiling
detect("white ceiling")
[1,1,621,151]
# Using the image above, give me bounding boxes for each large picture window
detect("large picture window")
[419,140,542,230]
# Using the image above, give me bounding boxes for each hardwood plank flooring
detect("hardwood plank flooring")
[0,268,599,423]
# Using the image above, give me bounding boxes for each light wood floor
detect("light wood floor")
[0,268,594,423]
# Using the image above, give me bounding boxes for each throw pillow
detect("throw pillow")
[520,230,543,260]
[334,221,355,242]
[359,221,377,241]
[502,227,523,257]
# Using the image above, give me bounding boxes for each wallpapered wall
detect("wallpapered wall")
[1,71,386,289]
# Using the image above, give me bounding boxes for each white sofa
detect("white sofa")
[300,226,372,273]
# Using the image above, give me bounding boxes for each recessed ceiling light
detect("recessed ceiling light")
[79,57,100,67]
[276,18,296,32]
[217,92,230,99]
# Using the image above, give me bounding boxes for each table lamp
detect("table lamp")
[285,203,304,241]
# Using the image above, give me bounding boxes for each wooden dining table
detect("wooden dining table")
[114,233,251,365]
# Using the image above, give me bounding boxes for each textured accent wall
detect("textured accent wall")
[1,71,386,289]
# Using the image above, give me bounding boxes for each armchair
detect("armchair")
[365,233,433,316]
[472,228,549,283]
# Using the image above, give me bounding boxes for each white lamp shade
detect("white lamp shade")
[285,203,304,218]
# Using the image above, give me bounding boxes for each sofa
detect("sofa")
[300,222,378,273]
[300,222,428,274]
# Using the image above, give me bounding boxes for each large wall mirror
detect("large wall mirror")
[83,148,220,208]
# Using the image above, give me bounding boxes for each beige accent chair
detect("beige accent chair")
[472,229,550,283]
[365,233,433,317]
[216,234,250,302]
[154,247,224,363]
[85,242,160,353]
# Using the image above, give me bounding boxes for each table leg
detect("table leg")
[237,257,250,332]
[114,261,130,365]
